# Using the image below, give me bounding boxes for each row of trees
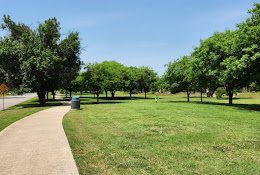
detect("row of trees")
[2,3,260,107]
[82,61,158,102]
[0,15,81,106]
[163,3,260,106]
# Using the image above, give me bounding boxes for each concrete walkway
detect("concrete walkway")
[0,99,79,175]
[0,93,37,110]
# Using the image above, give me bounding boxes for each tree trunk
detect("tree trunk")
[130,89,132,98]
[201,90,203,103]
[207,88,215,97]
[46,92,49,100]
[97,91,99,103]
[80,91,83,96]
[207,91,213,97]
[187,90,190,102]
[38,88,46,106]
[227,89,233,106]
[226,86,233,106]
[66,90,68,98]
[229,93,233,106]
[105,91,108,98]
[52,90,55,100]
[111,91,115,98]
[70,89,72,98]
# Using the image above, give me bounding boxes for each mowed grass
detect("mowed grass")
[63,92,260,174]
[0,97,61,132]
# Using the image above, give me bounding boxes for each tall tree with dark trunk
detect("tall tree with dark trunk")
[84,63,105,103]
[0,15,81,106]
[123,66,139,98]
[58,32,81,99]
[100,61,125,98]
[164,56,193,102]
[138,66,157,99]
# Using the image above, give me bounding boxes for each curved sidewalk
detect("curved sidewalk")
[0,100,79,175]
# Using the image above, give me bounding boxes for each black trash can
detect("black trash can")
[71,96,80,110]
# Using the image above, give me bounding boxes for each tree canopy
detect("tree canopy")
[0,15,81,106]
[164,3,260,105]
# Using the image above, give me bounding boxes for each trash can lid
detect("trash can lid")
[71,96,80,101]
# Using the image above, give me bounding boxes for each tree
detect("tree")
[235,3,260,90]
[58,32,81,98]
[0,15,81,106]
[191,30,248,106]
[0,15,31,91]
[71,72,86,96]
[164,56,193,102]
[138,66,157,99]
[249,81,260,92]
[0,37,22,91]
[191,3,260,106]
[191,36,222,102]
[123,66,139,98]
[100,61,125,98]
[84,63,104,103]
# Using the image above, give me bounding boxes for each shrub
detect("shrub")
[215,88,226,99]
[60,89,64,94]
[169,83,182,94]
[233,89,238,96]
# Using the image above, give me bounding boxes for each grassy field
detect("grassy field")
[0,96,61,132]
[63,92,260,174]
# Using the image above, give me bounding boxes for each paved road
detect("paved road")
[0,93,37,110]
[0,98,79,175]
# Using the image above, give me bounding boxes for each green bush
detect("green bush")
[215,88,226,99]
[60,89,64,94]
[233,89,238,96]
[170,83,182,94]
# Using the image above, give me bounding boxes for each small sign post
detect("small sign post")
[0,83,8,110]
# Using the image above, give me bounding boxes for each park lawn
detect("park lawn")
[63,92,260,174]
[0,96,61,132]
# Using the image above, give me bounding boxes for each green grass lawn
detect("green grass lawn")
[63,92,260,174]
[0,96,61,132]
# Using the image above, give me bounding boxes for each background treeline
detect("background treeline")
[163,3,260,106]
[71,61,158,102]
[0,15,81,106]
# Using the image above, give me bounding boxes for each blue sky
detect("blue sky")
[0,0,258,76]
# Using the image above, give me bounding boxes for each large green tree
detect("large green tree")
[235,3,260,87]
[122,66,140,98]
[0,15,81,106]
[164,56,193,102]
[71,72,86,96]
[191,36,221,100]
[138,66,157,99]
[58,32,81,98]
[100,61,125,98]
[84,62,105,103]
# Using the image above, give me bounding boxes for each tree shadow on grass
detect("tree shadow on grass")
[8,100,62,110]
[180,96,254,100]
[167,100,260,112]
[80,101,123,105]
[99,96,154,100]
[64,96,154,101]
